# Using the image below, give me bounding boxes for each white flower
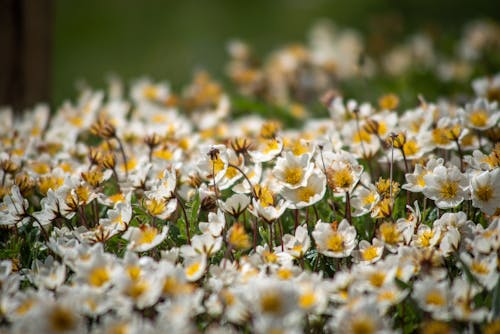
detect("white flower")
[470,169,500,215]
[280,224,311,259]
[312,219,356,258]
[184,255,207,282]
[218,193,250,218]
[352,239,384,264]
[123,224,169,252]
[0,185,30,227]
[248,137,283,163]
[460,252,499,290]
[272,152,314,189]
[281,170,326,209]
[461,98,500,130]
[199,209,226,237]
[412,277,451,320]
[196,144,229,183]
[423,165,469,209]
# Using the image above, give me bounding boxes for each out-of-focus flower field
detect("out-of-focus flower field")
[1,19,500,333]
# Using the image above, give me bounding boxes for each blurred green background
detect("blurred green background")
[53,0,500,105]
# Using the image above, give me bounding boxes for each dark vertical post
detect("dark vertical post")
[0,0,52,115]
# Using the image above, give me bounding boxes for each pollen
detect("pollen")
[185,262,201,278]
[326,233,344,252]
[369,272,386,287]
[403,140,420,156]
[351,316,376,334]
[327,167,353,191]
[88,267,110,287]
[469,109,488,127]
[419,230,434,247]
[228,223,251,249]
[262,139,280,154]
[225,166,239,179]
[145,198,166,216]
[299,292,316,309]
[126,265,141,280]
[283,166,303,185]
[425,290,445,306]
[296,186,316,202]
[260,292,283,314]
[475,184,493,202]
[49,306,77,332]
[138,226,158,244]
[211,156,226,174]
[438,180,458,199]
[379,222,400,245]
[471,261,490,275]
[361,246,379,261]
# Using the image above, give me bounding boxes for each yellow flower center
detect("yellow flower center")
[229,223,250,249]
[419,230,434,247]
[145,198,166,216]
[49,306,77,332]
[326,234,344,252]
[353,130,372,143]
[296,186,316,203]
[290,140,308,156]
[379,222,400,244]
[432,128,451,145]
[126,280,149,299]
[126,266,141,280]
[283,166,303,185]
[138,227,158,245]
[299,292,316,309]
[475,184,493,202]
[469,109,489,127]
[255,185,274,207]
[369,272,386,287]
[362,192,377,206]
[75,185,91,203]
[15,299,35,315]
[361,246,379,261]
[328,167,354,190]
[378,290,396,302]
[262,139,280,154]
[143,86,158,99]
[277,268,293,280]
[403,140,420,156]
[471,261,489,275]
[88,267,110,287]
[38,176,64,196]
[185,262,201,278]
[260,292,283,314]
[154,149,173,160]
[351,317,376,334]
[426,290,445,306]
[439,181,458,199]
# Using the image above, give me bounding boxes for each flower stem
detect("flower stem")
[174,192,191,245]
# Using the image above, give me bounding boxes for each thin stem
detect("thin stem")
[211,160,220,206]
[28,214,50,242]
[114,136,129,177]
[174,192,191,245]
[278,219,284,252]
[313,205,320,222]
[228,163,257,198]
[294,209,299,232]
[455,139,465,173]
[252,217,258,252]
[268,223,273,249]
[345,191,352,224]
[400,148,411,211]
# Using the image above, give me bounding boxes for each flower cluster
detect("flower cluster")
[1,25,500,334]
